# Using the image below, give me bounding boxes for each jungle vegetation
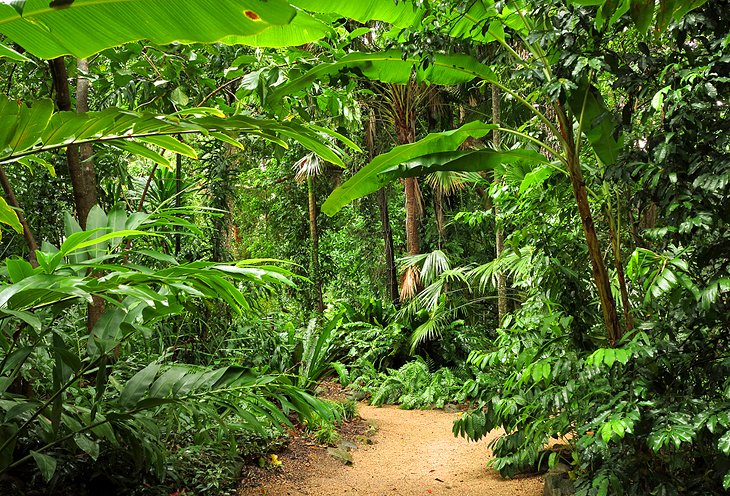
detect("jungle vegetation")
[0,0,727,494]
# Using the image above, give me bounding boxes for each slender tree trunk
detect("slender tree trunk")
[50,57,98,228]
[0,165,38,266]
[175,151,182,256]
[606,206,634,332]
[377,187,399,305]
[51,57,105,332]
[555,103,622,346]
[308,175,324,313]
[404,177,420,256]
[433,188,445,247]
[492,85,508,325]
[366,110,399,305]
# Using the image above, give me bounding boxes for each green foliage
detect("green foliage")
[352,358,465,410]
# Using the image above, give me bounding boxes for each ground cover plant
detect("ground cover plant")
[0,0,727,494]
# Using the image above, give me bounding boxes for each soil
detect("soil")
[238,402,543,496]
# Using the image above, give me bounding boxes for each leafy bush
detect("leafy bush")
[347,358,466,410]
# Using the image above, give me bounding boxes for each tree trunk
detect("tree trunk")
[555,103,622,346]
[606,206,634,333]
[433,186,446,247]
[404,177,420,256]
[492,85,508,325]
[378,187,399,305]
[50,57,98,228]
[0,165,38,266]
[366,109,399,305]
[50,57,104,332]
[308,175,324,313]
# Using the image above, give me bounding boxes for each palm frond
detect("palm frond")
[293,153,323,182]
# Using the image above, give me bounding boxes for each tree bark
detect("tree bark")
[51,57,104,332]
[606,206,634,333]
[378,187,399,305]
[308,175,324,313]
[50,57,98,228]
[492,85,508,325]
[555,102,622,346]
[0,165,38,266]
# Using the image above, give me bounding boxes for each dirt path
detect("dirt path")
[241,404,543,496]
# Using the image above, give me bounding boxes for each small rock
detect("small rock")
[327,447,354,465]
[543,471,575,496]
[338,440,358,451]
[346,390,367,401]
[355,435,374,445]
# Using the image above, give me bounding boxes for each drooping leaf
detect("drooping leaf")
[0,96,345,168]
[0,40,28,61]
[322,121,497,215]
[270,50,495,103]
[30,451,57,482]
[0,0,297,59]
[567,81,623,166]
[0,196,22,235]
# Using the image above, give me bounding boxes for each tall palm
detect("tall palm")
[293,153,325,313]
[373,80,429,301]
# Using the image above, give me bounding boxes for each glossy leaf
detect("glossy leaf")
[0,0,297,59]
[322,121,497,216]
[270,50,495,103]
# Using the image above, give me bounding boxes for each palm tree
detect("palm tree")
[293,153,325,313]
[373,80,428,301]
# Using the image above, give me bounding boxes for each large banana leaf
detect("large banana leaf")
[0,96,346,234]
[0,96,346,167]
[321,121,497,216]
[227,0,425,47]
[567,81,623,166]
[290,0,422,27]
[0,0,424,59]
[0,0,296,59]
[270,50,496,103]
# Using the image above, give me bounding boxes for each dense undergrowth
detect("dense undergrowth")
[0,1,728,495]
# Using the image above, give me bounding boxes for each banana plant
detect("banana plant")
[0,95,354,240]
[0,0,424,59]
[0,206,334,481]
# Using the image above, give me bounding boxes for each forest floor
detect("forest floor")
[238,402,544,496]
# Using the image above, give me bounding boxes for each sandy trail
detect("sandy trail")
[244,404,543,496]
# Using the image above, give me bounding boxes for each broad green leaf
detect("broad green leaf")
[322,121,496,216]
[0,308,41,330]
[8,99,53,154]
[31,451,57,482]
[74,434,100,461]
[0,0,297,59]
[519,166,553,195]
[291,0,423,27]
[0,196,22,234]
[0,40,28,61]
[719,431,730,455]
[629,0,654,34]
[119,363,160,408]
[6,256,35,282]
[222,9,334,48]
[567,81,623,166]
[136,135,197,159]
[270,50,495,103]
